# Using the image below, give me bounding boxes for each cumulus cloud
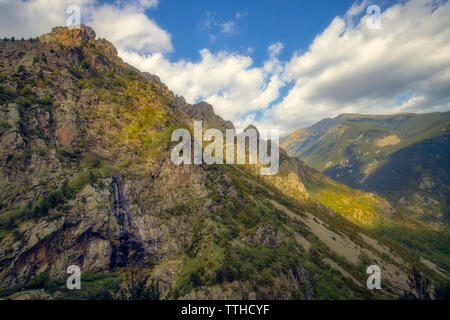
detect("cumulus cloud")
[345,0,368,26]
[120,46,285,125]
[269,0,450,131]
[89,4,172,53]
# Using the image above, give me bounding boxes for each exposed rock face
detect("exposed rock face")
[55,123,75,146]
[108,174,144,267]
[174,98,235,133]
[284,265,314,300]
[0,186,115,288]
[39,26,96,47]
[0,165,207,289]
[0,25,445,301]
[244,224,285,248]
[181,265,314,300]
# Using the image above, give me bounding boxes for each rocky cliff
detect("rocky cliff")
[0,26,448,300]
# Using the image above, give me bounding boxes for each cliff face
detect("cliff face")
[0,25,205,292]
[39,26,97,48]
[0,26,448,300]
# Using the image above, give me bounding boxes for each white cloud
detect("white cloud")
[202,10,247,39]
[268,0,450,132]
[345,0,368,26]
[137,0,159,8]
[268,42,284,58]
[200,11,218,31]
[0,0,172,53]
[220,10,248,34]
[120,46,285,126]
[0,0,90,38]
[89,4,172,53]
[220,21,236,34]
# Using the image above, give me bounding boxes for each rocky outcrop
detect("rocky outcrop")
[108,174,145,267]
[39,26,96,47]
[284,265,314,300]
[174,98,235,133]
[244,223,285,248]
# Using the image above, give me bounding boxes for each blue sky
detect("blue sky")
[150,0,351,65]
[0,0,449,133]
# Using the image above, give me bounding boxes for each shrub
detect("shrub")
[189,271,203,288]
[0,86,17,104]
[81,59,90,69]
[257,268,274,286]
[68,64,82,79]
[435,282,450,300]
[0,121,12,133]
[56,147,82,161]
[39,96,54,106]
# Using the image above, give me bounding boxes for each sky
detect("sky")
[1,0,449,133]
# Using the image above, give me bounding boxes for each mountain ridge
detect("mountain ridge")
[0,25,448,300]
[281,112,450,226]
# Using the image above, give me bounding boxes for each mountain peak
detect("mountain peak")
[241,125,260,140]
[39,25,96,47]
[193,101,215,116]
[244,124,259,133]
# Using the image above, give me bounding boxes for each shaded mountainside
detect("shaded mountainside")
[0,26,449,300]
[281,113,450,226]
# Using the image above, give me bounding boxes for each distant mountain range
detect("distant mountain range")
[281,113,450,226]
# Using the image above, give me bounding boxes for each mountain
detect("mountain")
[0,26,449,300]
[281,113,450,226]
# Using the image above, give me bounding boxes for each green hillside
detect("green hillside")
[0,26,448,300]
[281,113,450,226]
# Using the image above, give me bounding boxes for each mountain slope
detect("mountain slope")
[0,26,448,300]
[281,113,450,226]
